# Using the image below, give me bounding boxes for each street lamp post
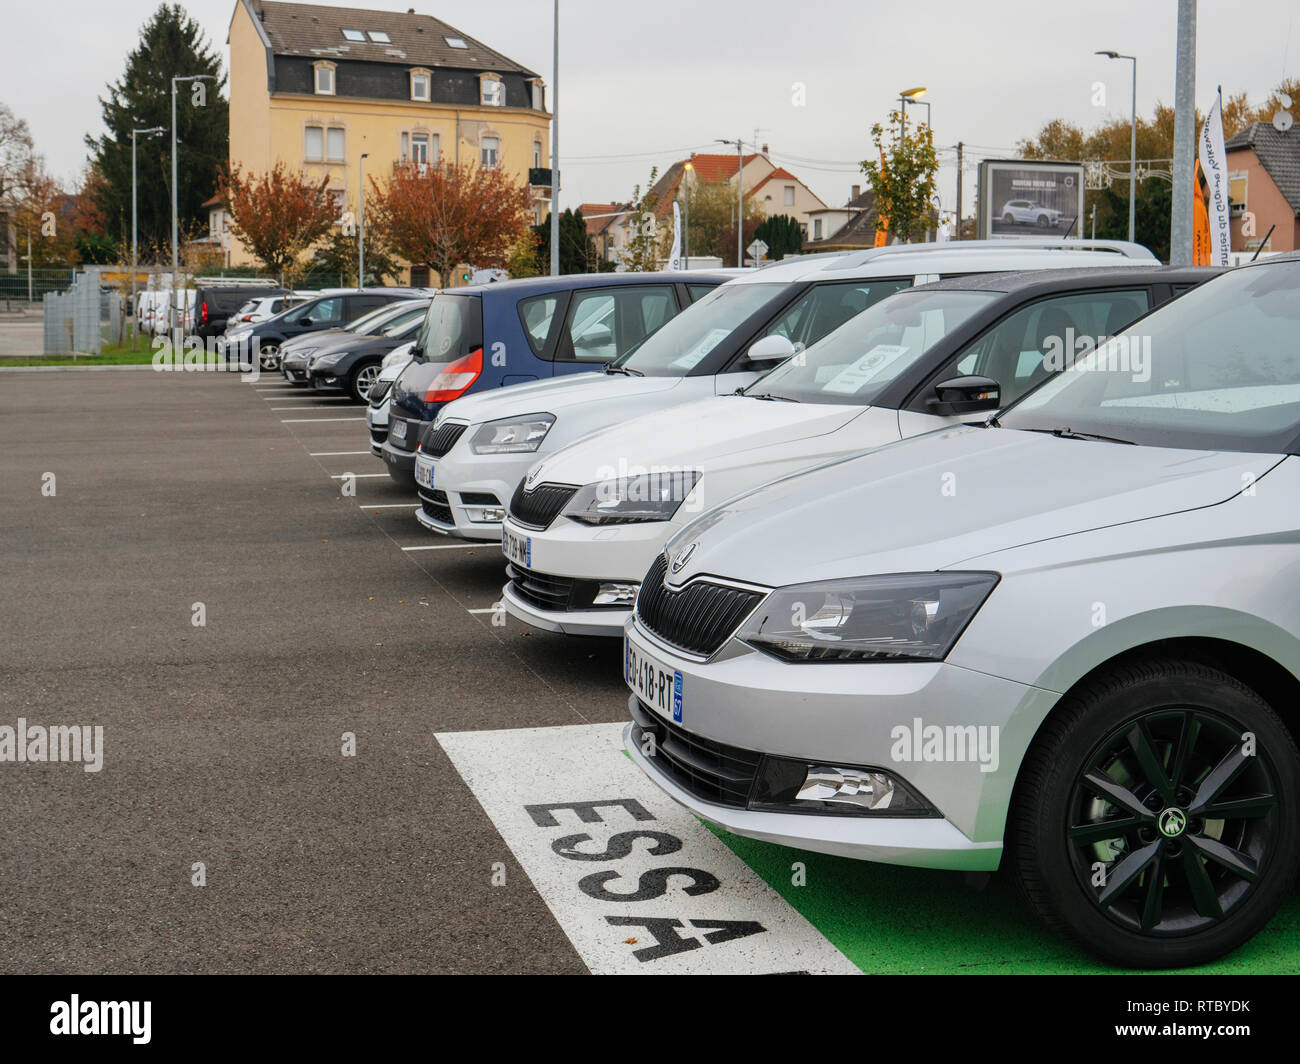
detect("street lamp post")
[716,139,745,266]
[682,161,693,270]
[1097,51,1137,243]
[131,125,165,347]
[171,74,215,337]
[898,86,928,141]
[359,153,368,287]
[550,0,560,277]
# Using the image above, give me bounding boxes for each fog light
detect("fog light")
[749,756,935,816]
[466,507,506,523]
[797,767,900,810]
[594,582,639,606]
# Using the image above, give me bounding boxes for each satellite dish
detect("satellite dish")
[1274,110,1295,133]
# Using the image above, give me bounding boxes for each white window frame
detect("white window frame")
[304,125,324,162]
[480,77,504,107]
[481,136,500,169]
[314,62,336,96]
[784,185,796,206]
[326,127,345,163]
[410,69,431,102]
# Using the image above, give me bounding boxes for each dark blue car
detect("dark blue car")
[378,271,732,483]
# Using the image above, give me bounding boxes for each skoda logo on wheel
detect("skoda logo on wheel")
[670,541,698,574]
[1157,808,1187,838]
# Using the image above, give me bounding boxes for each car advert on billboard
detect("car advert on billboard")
[979,159,1086,238]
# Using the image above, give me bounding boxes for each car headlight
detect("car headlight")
[311,350,344,367]
[736,572,999,663]
[470,414,555,455]
[564,470,702,525]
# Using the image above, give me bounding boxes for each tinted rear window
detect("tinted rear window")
[415,294,484,363]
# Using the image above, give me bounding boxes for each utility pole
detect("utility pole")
[1170,0,1197,264]
[359,153,368,287]
[131,125,164,347]
[954,141,963,240]
[550,0,560,276]
[716,138,745,266]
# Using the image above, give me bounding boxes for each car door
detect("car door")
[550,284,679,377]
[900,286,1154,434]
[344,295,392,323]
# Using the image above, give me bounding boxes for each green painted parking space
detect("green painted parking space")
[710,826,1300,974]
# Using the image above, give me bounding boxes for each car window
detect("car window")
[415,293,483,364]
[762,279,913,351]
[306,297,344,324]
[381,307,429,336]
[557,285,677,363]
[749,289,998,405]
[518,294,559,357]
[687,283,719,302]
[935,289,1151,408]
[347,296,389,319]
[346,303,405,334]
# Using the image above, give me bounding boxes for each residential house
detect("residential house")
[802,186,883,251]
[578,202,627,265]
[227,0,552,283]
[196,193,233,265]
[1225,121,1300,254]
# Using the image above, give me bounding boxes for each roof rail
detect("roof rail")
[814,238,1157,271]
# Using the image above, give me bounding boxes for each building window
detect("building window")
[481,78,504,107]
[305,126,323,161]
[326,128,345,162]
[314,62,336,95]
[410,70,430,102]
[531,80,544,111]
[341,29,365,42]
[481,137,500,168]
[445,36,469,49]
[813,218,823,239]
[368,30,391,43]
[784,185,796,206]
[1229,171,1248,215]
[533,141,542,169]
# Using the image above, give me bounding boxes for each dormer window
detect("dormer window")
[480,76,504,107]
[445,37,469,49]
[529,78,545,111]
[313,61,336,95]
[410,68,431,102]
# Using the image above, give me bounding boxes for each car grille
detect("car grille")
[419,489,453,526]
[369,379,393,402]
[628,697,762,808]
[635,554,764,657]
[506,564,616,613]
[424,421,469,458]
[508,481,578,530]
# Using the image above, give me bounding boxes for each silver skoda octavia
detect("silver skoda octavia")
[623,256,1300,968]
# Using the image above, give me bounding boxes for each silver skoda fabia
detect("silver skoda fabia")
[623,256,1300,968]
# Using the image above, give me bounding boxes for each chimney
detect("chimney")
[761,143,770,156]
[851,184,861,202]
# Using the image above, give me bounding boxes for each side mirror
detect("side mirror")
[747,335,798,362]
[928,375,1001,416]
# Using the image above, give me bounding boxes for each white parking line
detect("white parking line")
[467,606,501,614]
[271,405,355,410]
[311,451,373,457]
[282,417,367,423]
[331,473,388,479]
[401,543,482,551]
[360,503,422,509]
[437,723,859,975]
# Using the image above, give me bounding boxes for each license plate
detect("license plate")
[414,455,434,490]
[502,526,531,568]
[625,636,684,724]
[391,420,408,443]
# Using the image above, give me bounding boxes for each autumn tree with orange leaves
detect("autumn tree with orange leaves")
[220,162,337,283]
[369,160,532,286]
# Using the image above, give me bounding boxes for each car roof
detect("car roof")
[910,265,1223,295]
[734,239,1160,285]
[447,270,736,297]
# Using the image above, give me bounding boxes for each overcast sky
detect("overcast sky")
[3,0,1296,214]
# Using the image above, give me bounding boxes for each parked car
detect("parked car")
[279,299,429,385]
[380,272,737,485]
[366,344,417,455]
[417,240,1162,543]
[194,283,285,340]
[223,288,427,370]
[623,254,1300,969]
[224,291,315,333]
[1001,200,1063,227]
[306,301,431,401]
[501,265,1217,637]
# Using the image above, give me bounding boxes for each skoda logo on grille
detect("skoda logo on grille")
[525,468,540,488]
[670,541,698,575]
[1157,807,1187,838]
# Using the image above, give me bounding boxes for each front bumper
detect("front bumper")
[622,614,1054,862]
[281,360,310,384]
[307,367,346,391]
[501,577,629,636]
[367,400,389,457]
[412,448,530,542]
[379,413,428,477]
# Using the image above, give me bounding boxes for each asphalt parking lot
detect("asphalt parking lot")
[4,367,1299,975]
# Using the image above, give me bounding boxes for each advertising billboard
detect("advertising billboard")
[977,160,1086,239]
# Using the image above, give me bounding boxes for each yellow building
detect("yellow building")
[226,0,551,283]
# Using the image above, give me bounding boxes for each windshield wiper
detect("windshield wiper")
[604,364,643,377]
[748,391,799,402]
[1025,426,1135,445]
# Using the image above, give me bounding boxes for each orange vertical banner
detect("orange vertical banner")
[873,147,890,247]
[1193,160,1212,266]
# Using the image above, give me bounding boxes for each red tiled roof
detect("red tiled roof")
[681,152,760,183]
[577,203,627,236]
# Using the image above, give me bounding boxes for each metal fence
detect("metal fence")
[42,276,120,356]
[0,268,76,309]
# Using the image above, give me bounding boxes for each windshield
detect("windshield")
[748,289,998,404]
[615,283,789,375]
[382,306,428,337]
[414,293,483,363]
[1000,260,1300,453]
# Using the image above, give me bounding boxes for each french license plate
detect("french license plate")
[414,455,434,490]
[390,419,408,443]
[625,636,684,723]
[502,526,531,568]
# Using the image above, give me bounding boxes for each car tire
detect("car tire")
[1003,213,1015,225]
[1037,214,1051,227]
[1009,656,1300,969]
[258,343,281,371]
[348,360,383,403]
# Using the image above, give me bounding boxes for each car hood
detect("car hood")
[668,425,1280,588]
[531,395,868,485]
[439,372,687,426]
[281,328,347,353]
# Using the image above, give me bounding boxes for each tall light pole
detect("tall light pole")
[1170,0,1198,265]
[550,0,560,276]
[717,138,745,266]
[131,125,164,347]
[1097,51,1137,242]
[898,86,928,141]
[171,73,215,335]
[682,160,693,270]
[359,153,368,287]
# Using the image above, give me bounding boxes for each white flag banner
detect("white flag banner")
[1199,90,1231,267]
[668,201,683,271]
